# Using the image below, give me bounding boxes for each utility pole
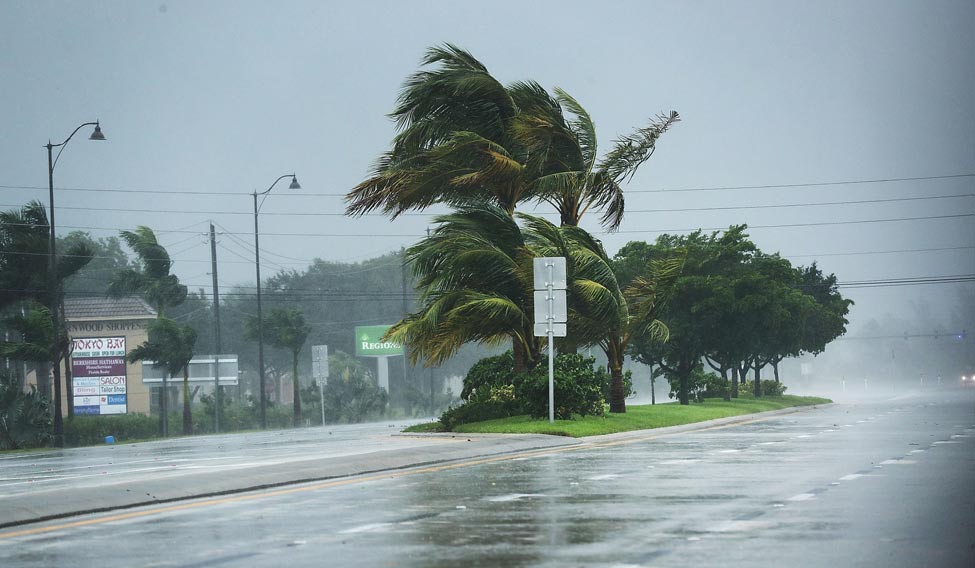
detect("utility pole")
[209,223,223,433]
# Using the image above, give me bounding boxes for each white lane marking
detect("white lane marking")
[880,460,916,465]
[658,459,700,465]
[339,522,394,534]
[485,493,547,502]
[757,441,783,445]
[794,435,812,439]
[706,520,774,532]
[717,449,740,453]
[932,441,961,445]
[839,474,863,481]
[951,434,969,439]
[908,449,926,454]
[787,493,816,501]
[587,473,622,480]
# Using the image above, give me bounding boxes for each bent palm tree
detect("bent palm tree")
[128,318,197,435]
[1,201,93,434]
[246,309,311,427]
[385,205,540,372]
[107,226,187,316]
[346,44,679,231]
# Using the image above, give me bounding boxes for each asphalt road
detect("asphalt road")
[1,389,972,567]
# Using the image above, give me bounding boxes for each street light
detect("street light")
[253,174,300,429]
[45,121,106,447]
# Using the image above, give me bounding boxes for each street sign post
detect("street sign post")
[533,257,567,423]
[312,344,328,426]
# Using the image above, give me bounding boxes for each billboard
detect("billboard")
[141,355,239,384]
[71,337,127,415]
[354,325,403,357]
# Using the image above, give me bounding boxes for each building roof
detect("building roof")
[64,296,157,320]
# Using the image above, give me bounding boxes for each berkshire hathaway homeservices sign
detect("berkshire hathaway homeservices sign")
[72,337,128,415]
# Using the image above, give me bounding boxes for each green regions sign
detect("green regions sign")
[355,325,403,357]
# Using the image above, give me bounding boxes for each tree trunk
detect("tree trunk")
[292,351,302,427]
[513,337,527,374]
[650,364,656,405]
[609,364,626,414]
[678,361,690,405]
[731,366,740,398]
[52,354,64,447]
[773,360,781,383]
[753,361,763,397]
[65,359,74,419]
[606,339,627,413]
[182,367,192,435]
[160,374,169,437]
[721,368,731,401]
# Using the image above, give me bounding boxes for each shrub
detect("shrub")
[462,351,515,401]
[760,379,788,397]
[516,353,605,420]
[0,371,52,450]
[699,373,730,400]
[439,398,521,430]
[64,414,159,446]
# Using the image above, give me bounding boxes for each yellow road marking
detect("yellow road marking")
[0,414,776,540]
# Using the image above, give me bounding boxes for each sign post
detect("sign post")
[312,344,328,426]
[533,257,567,423]
[71,337,128,416]
[355,325,403,395]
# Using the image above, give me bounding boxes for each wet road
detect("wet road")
[1,389,972,567]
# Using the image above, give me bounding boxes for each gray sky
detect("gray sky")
[1,0,973,332]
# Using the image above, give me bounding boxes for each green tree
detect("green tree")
[127,318,197,435]
[246,308,311,427]
[107,226,187,316]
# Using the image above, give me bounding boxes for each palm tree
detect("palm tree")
[0,302,55,378]
[127,318,197,435]
[107,226,187,316]
[1,201,93,439]
[385,204,540,372]
[346,44,679,231]
[246,308,311,427]
[515,89,680,230]
[522,215,683,412]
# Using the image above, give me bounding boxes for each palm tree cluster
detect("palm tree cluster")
[346,45,681,413]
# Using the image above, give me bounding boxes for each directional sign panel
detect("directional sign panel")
[533,257,567,290]
[312,345,329,383]
[533,290,567,323]
[533,322,567,337]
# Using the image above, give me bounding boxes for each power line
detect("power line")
[6,212,972,238]
[2,173,971,197]
[4,192,971,218]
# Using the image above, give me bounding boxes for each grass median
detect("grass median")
[404,395,831,438]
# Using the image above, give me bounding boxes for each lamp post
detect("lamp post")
[45,121,105,447]
[253,174,300,429]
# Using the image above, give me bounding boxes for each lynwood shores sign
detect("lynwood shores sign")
[355,325,403,392]
[71,336,128,415]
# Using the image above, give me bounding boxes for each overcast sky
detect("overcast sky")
[1,0,972,333]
